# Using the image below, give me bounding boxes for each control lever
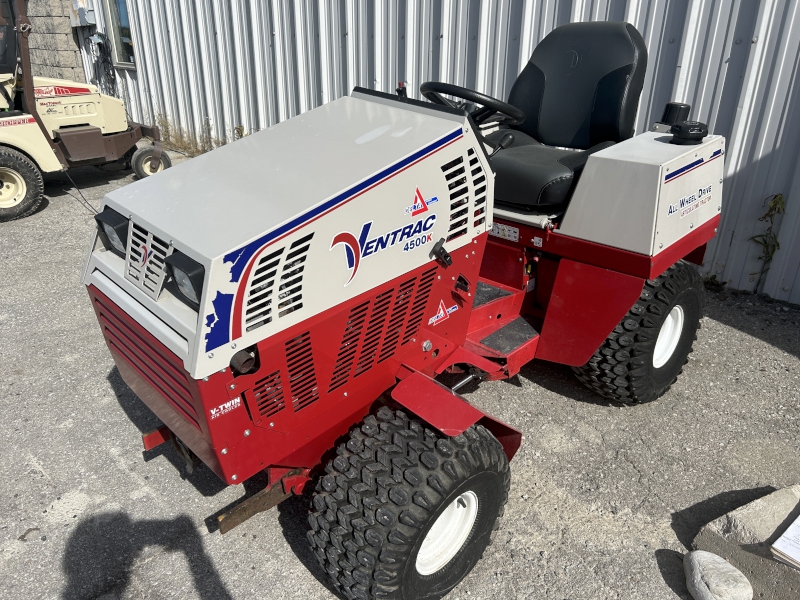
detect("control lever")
[430,238,452,267]
[489,132,515,158]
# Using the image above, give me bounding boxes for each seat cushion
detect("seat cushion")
[508,22,647,149]
[492,141,615,210]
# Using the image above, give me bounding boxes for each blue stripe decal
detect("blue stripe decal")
[223,127,464,283]
[665,157,704,181]
[204,291,233,352]
[710,149,722,158]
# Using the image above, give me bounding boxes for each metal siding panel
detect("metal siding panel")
[705,0,800,296]
[250,0,279,129]
[195,0,225,140]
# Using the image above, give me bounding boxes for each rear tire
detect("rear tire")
[307,407,510,600]
[0,147,43,222]
[572,260,703,404]
[132,145,171,178]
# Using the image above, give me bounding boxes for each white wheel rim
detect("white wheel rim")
[0,167,27,209]
[653,305,685,368]
[140,153,164,175]
[415,491,478,576]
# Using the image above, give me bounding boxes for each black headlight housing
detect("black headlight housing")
[165,251,205,309]
[94,207,129,258]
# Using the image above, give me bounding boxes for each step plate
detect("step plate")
[473,281,512,308]
[480,317,539,354]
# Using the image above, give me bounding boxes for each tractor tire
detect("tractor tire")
[132,145,171,179]
[572,260,703,404]
[0,147,43,222]
[307,406,510,600]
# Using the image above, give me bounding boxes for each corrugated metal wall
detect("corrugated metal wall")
[78,0,800,302]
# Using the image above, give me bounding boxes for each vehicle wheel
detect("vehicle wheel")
[307,406,510,600]
[572,260,703,404]
[132,145,171,178]
[0,147,43,222]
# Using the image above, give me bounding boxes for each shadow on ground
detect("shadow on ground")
[704,290,800,360]
[670,485,777,549]
[107,366,228,497]
[40,166,133,216]
[518,359,617,406]
[655,549,690,600]
[61,512,232,599]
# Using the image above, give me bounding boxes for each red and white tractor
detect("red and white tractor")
[83,21,723,600]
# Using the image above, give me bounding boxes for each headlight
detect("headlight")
[94,207,129,257]
[165,252,205,309]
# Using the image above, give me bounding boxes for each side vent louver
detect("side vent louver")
[354,289,394,377]
[403,267,437,343]
[378,277,416,363]
[441,156,469,242]
[244,232,314,334]
[251,370,285,418]
[328,301,370,392]
[469,147,487,228]
[285,332,318,411]
[125,223,173,299]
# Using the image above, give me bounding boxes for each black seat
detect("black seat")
[488,21,647,212]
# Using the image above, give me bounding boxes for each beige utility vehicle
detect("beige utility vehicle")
[0,0,168,222]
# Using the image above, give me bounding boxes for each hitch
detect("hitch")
[217,468,309,534]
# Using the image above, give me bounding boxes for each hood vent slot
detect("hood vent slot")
[278,233,313,319]
[441,156,469,242]
[469,147,487,227]
[243,232,314,334]
[125,223,173,300]
[285,332,318,411]
[251,370,285,418]
[245,247,284,332]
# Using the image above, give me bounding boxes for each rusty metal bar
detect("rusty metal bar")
[217,468,303,534]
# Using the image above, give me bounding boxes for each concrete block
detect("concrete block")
[30,48,83,72]
[29,14,72,35]
[28,31,78,52]
[693,485,800,600]
[27,0,69,18]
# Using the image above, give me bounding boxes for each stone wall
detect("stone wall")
[27,0,85,83]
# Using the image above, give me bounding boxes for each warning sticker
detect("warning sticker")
[490,222,519,242]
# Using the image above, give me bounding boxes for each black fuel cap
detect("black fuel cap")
[670,120,708,145]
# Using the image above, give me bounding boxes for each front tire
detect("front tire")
[0,147,43,222]
[573,260,703,403]
[132,145,171,178]
[307,407,510,600]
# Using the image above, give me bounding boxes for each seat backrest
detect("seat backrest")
[508,21,647,150]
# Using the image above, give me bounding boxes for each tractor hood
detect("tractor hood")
[86,91,492,379]
[101,95,465,261]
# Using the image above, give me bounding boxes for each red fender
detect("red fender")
[535,259,645,366]
[391,369,522,460]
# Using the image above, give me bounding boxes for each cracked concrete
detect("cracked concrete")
[0,165,798,599]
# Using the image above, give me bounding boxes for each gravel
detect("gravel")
[0,165,798,599]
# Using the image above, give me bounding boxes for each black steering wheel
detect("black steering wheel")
[420,81,525,126]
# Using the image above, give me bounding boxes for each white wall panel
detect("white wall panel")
[80,0,800,300]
